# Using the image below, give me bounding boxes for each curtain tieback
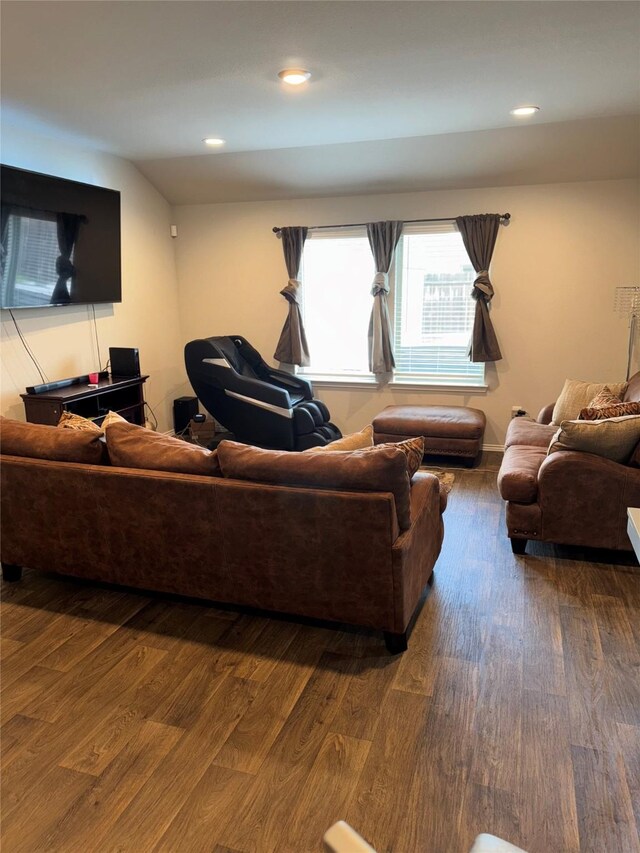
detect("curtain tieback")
[371,271,389,296]
[472,270,494,301]
[280,277,301,305]
[56,256,75,278]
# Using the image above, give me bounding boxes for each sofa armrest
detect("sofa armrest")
[391,472,443,632]
[538,450,640,549]
[537,403,555,424]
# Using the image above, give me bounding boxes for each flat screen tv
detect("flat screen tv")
[1,165,121,309]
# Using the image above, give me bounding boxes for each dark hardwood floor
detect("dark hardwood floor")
[1,458,639,852]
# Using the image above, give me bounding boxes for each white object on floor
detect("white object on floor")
[322,823,527,853]
[627,507,640,561]
[323,821,377,853]
[469,833,527,853]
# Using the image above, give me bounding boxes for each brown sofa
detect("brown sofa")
[0,423,446,653]
[498,372,640,554]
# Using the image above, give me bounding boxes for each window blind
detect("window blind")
[393,225,484,383]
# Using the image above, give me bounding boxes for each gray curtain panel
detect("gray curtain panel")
[273,226,310,366]
[366,220,403,374]
[455,214,503,362]
[51,212,85,305]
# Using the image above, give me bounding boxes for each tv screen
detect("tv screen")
[1,165,121,309]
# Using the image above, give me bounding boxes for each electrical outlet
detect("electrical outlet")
[511,405,527,419]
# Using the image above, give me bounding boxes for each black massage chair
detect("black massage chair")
[184,335,342,450]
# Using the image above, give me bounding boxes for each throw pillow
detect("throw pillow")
[547,415,640,464]
[579,401,640,421]
[305,424,374,452]
[217,439,412,530]
[551,379,628,425]
[0,416,106,464]
[57,411,103,433]
[101,410,127,429]
[106,420,221,476]
[587,386,622,408]
[367,436,424,481]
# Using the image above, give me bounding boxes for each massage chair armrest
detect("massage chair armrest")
[265,368,314,400]
[201,360,292,408]
[537,403,555,424]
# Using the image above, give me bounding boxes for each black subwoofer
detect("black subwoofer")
[173,396,199,435]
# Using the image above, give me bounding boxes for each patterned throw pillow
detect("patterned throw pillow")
[57,411,103,433]
[579,401,640,421]
[587,386,623,408]
[369,436,425,481]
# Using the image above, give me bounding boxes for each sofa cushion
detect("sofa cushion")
[630,440,640,468]
[313,429,423,481]
[57,411,103,433]
[0,416,106,464]
[106,420,221,476]
[548,415,640,464]
[498,445,547,503]
[306,424,373,452]
[551,378,628,425]
[504,417,556,449]
[218,439,412,530]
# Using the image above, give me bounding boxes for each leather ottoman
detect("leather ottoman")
[373,405,486,467]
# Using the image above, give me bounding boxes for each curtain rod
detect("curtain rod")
[272,213,510,234]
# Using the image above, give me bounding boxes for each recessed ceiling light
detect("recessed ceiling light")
[278,68,311,86]
[203,137,225,146]
[510,106,540,117]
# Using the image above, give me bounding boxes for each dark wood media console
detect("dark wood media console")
[21,375,148,427]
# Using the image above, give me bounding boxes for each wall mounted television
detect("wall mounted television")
[1,165,121,309]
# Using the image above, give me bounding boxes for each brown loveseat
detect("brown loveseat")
[498,372,640,554]
[0,420,445,653]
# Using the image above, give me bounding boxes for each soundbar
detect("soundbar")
[26,371,110,395]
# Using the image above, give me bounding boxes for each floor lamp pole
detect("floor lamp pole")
[627,313,636,381]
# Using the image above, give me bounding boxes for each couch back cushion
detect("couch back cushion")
[0,416,106,464]
[548,415,640,464]
[551,379,628,425]
[106,420,221,476]
[217,439,412,529]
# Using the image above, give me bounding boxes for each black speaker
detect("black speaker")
[109,347,140,378]
[173,396,199,434]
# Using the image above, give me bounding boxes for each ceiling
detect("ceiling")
[2,1,639,203]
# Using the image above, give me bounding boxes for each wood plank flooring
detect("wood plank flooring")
[1,458,639,852]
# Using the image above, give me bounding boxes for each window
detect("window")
[300,229,374,375]
[393,223,484,385]
[299,222,485,387]
[2,213,63,308]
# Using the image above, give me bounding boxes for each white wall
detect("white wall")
[0,126,183,432]
[173,178,640,446]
